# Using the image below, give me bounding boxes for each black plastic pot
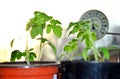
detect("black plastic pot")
[60,60,120,79]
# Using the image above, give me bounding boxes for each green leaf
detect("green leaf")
[69,25,79,35]
[99,47,110,59]
[46,25,52,33]
[64,39,78,53]
[37,38,47,43]
[37,38,57,55]
[71,43,78,51]
[85,37,92,47]
[77,31,85,38]
[59,53,66,60]
[64,45,73,53]
[41,38,46,43]
[17,53,23,60]
[81,35,86,42]
[22,52,26,56]
[108,46,120,50]
[26,22,31,31]
[30,26,39,39]
[50,20,61,25]
[30,25,43,39]
[68,39,78,51]
[34,11,50,21]
[52,25,62,38]
[68,39,78,44]
[91,32,97,41]
[29,48,34,51]
[10,39,15,48]
[48,42,57,55]
[82,48,90,61]
[85,34,94,48]
[10,50,22,62]
[67,22,77,30]
[79,20,88,26]
[26,18,34,31]
[29,52,37,61]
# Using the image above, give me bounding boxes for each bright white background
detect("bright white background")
[0,0,120,61]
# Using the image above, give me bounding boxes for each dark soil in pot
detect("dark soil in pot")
[59,60,120,79]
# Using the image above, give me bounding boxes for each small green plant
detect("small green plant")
[10,48,36,62]
[10,37,37,65]
[61,20,112,62]
[10,11,63,65]
[26,11,62,61]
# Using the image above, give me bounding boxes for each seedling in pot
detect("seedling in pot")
[61,20,115,62]
[10,11,63,65]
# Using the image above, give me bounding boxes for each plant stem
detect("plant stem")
[38,27,44,61]
[93,45,98,61]
[38,41,43,60]
[26,32,30,65]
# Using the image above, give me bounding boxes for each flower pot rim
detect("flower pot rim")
[0,61,60,68]
[60,60,120,64]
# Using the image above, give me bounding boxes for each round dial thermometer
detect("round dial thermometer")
[80,10,109,40]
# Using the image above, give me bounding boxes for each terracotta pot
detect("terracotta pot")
[0,61,59,79]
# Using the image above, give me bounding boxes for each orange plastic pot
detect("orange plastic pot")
[0,61,59,79]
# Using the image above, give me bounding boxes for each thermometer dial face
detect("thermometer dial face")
[80,10,109,40]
